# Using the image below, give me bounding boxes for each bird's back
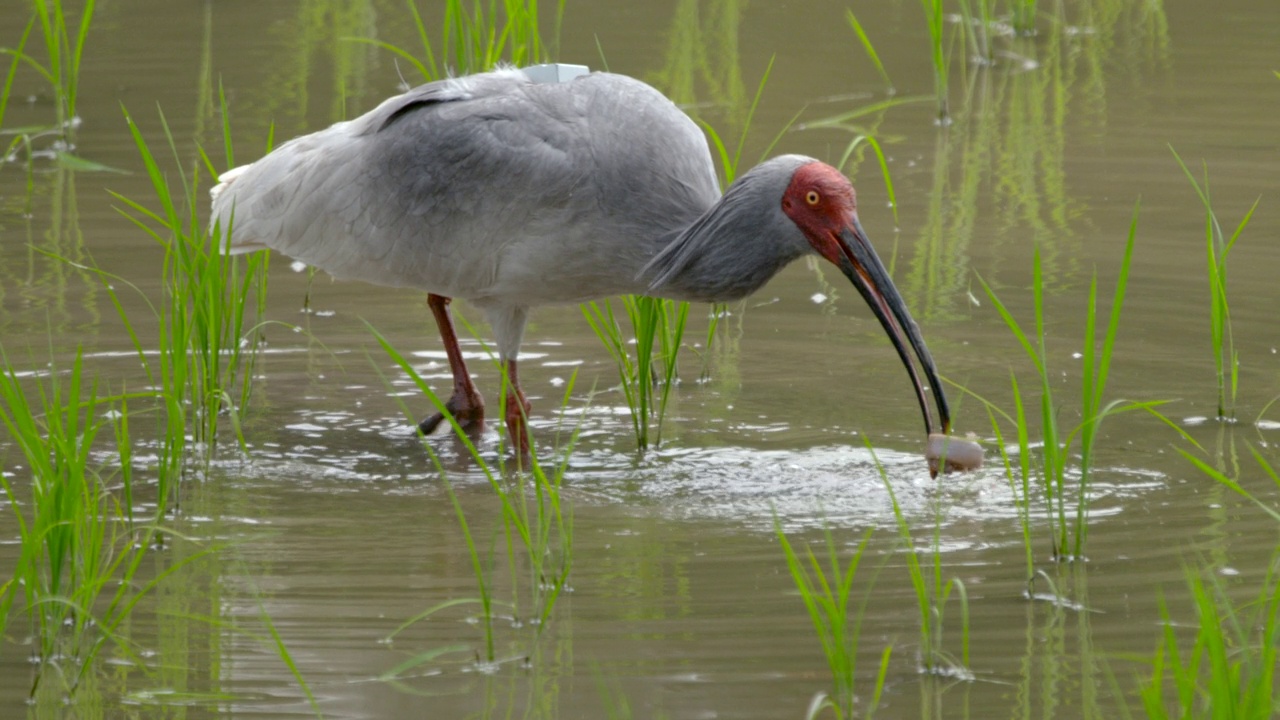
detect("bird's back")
[211,68,721,306]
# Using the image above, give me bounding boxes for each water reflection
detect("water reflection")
[244,0,381,133]
[648,0,746,133]
[919,675,972,720]
[1014,567,1103,719]
[377,621,574,719]
[896,0,1171,320]
[0,164,98,341]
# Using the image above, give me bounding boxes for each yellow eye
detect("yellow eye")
[805,191,820,206]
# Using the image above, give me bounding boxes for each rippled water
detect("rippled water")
[2,0,1279,717]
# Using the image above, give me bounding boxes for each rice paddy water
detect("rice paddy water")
[1,0,1279,717]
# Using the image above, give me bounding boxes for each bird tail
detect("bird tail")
[209,164,269,255]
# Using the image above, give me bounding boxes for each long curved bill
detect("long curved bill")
[833,215,951,436]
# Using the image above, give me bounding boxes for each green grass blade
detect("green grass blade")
[845,9,893,92]
[0,16,37,130]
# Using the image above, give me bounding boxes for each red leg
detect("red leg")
[417,294,485,435]
[502,358,533,453]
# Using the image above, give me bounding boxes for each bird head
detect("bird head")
[781,161,952,436]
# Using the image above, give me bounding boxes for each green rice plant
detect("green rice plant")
[0,346,217,693]
[775,519,891,718]
[992,375,1035,579]
[803,681,890,720]
[106,105,270,468]
[960,368,1195,571]
[1154,447,1280,714]
[698,56,786,188]
[582,296,686,451]
[0,14,35,137]
[1139,562,1280,718]
[369,324,578,666]
[920,0,950,123]
[1,16,57,199]
[1009,0,1037,37]
[974,204,1166,561]
[0,0,96,135]
[799,95,931,136]
[846,9,894,94]
[0,345,112,664]
[33,0,95,130]
[871,445,971,678]
[835,133,900,226]
[1169,147,1258,423]
[1178,443,1280,524]
[350,0,563,83]
[939,373,1036,580]
[494,376,578,632]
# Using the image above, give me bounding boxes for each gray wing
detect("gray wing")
[211,68,720,305]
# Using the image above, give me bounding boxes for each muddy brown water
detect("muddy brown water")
[2,0,1279,717]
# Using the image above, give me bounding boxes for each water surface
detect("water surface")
[2,0,1279,717]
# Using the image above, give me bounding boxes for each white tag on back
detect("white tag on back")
[520,63,590,84]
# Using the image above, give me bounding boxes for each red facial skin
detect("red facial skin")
[778,162,860,266]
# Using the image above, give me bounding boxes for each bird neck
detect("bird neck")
[641,174,807,304]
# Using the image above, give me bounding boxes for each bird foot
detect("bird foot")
[416,391,485,436]
[504,393,533,456]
